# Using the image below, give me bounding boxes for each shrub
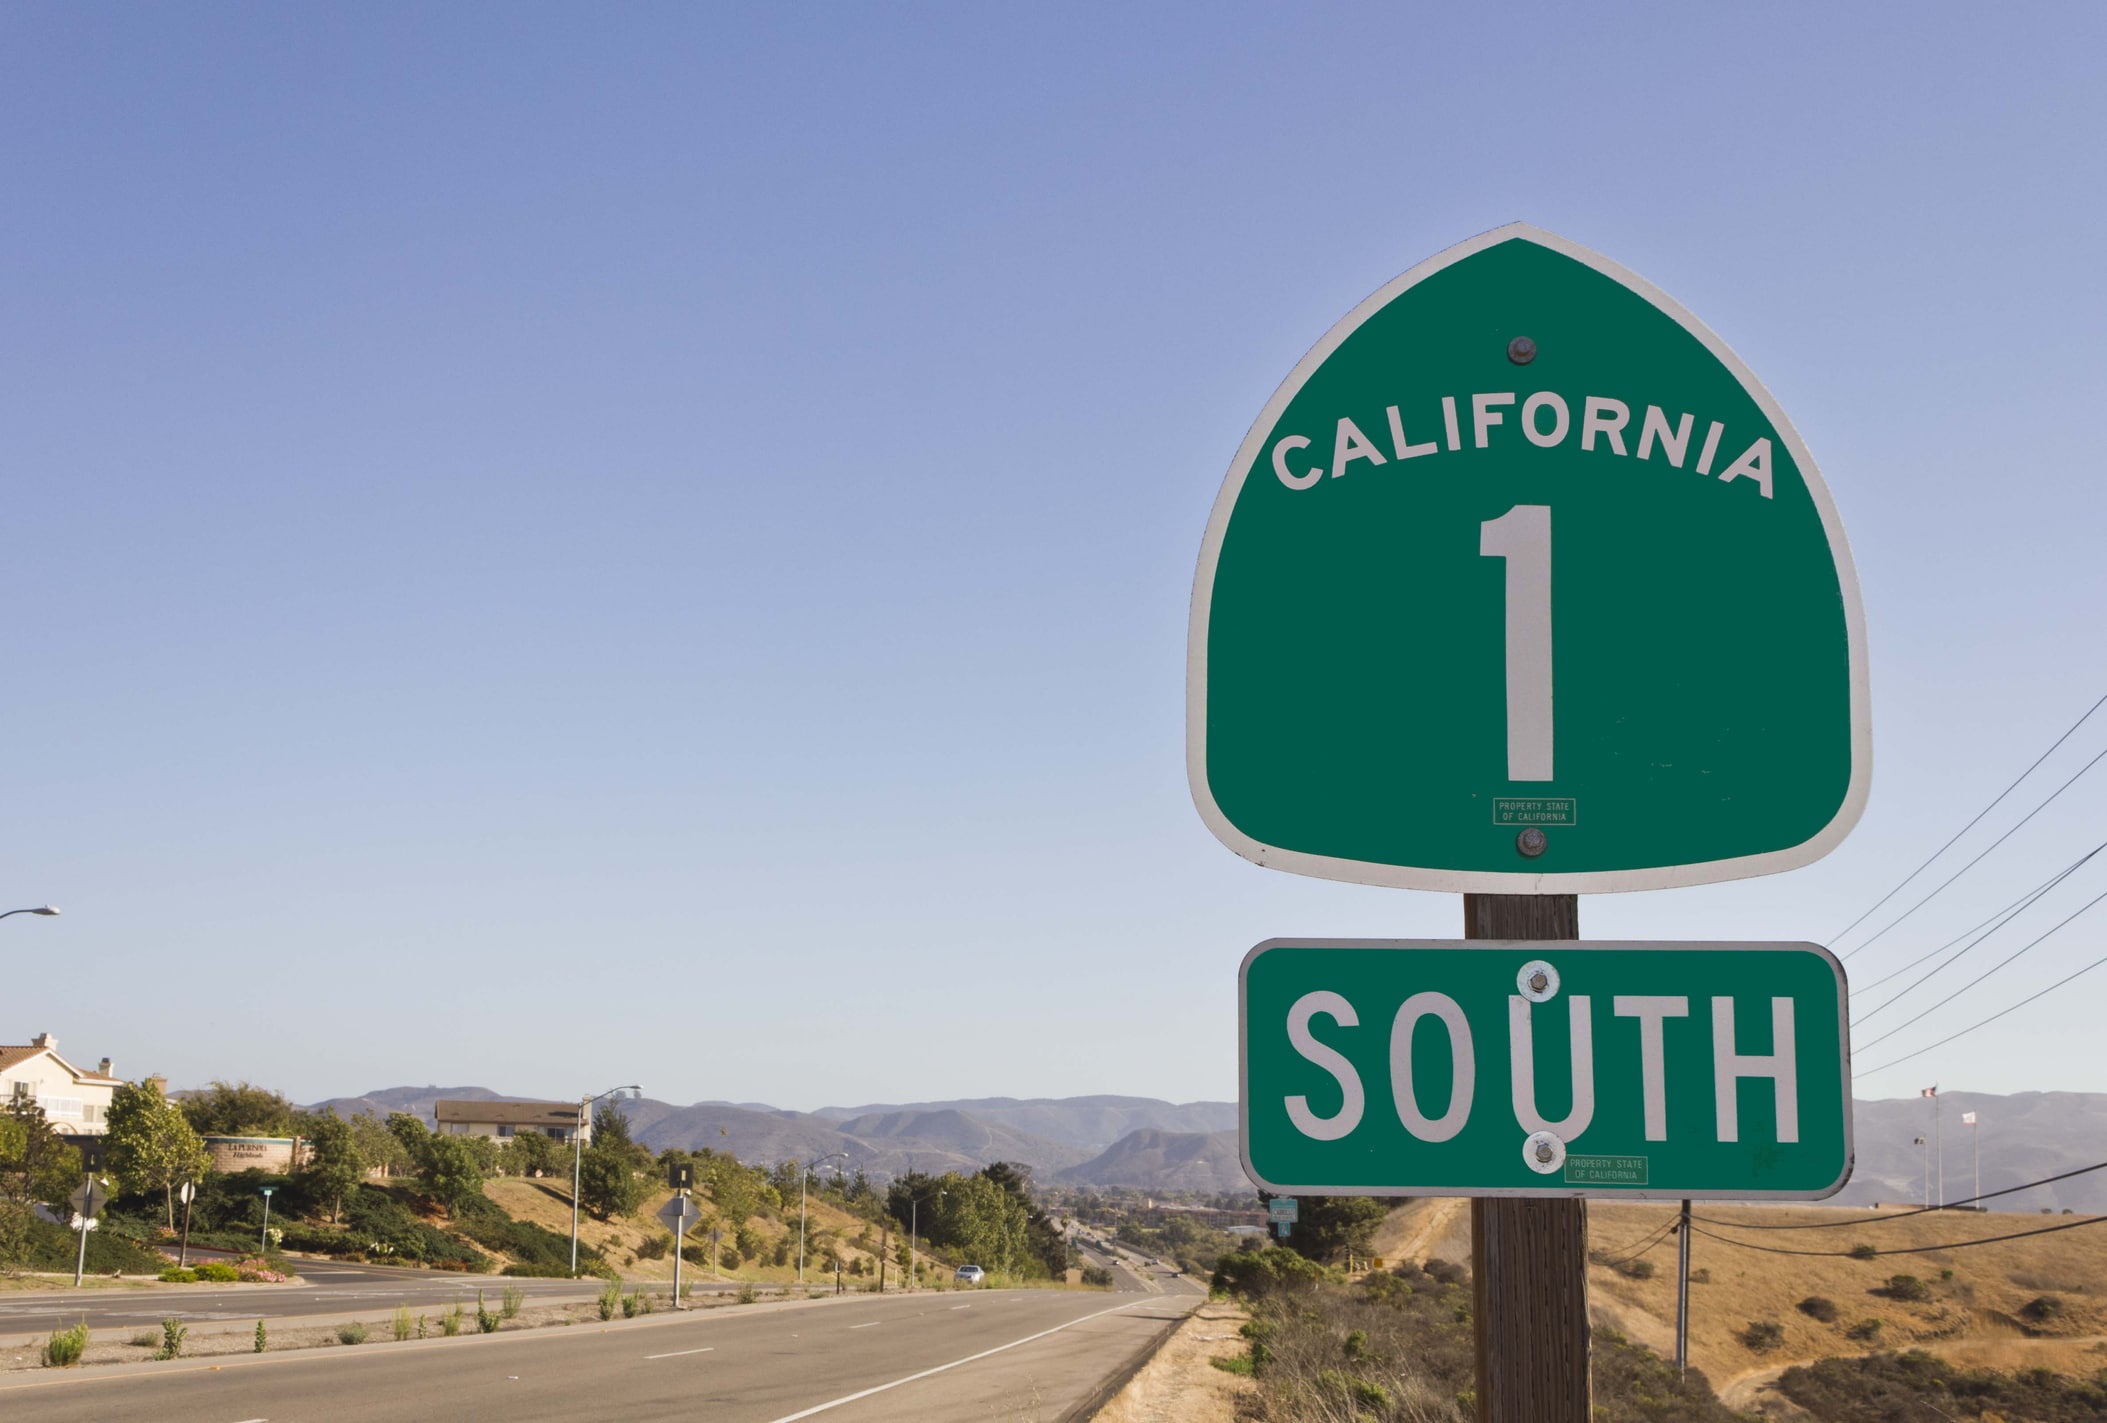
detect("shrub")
[1742,1320,1785,1353]
[1211,1352,1254,1375]
[337,1321,368,1345]
[1880,1274,1932,1302]
[254,1320,267,1353]
[476,1291,500,1333]
[393,1305,414,1342]
[440,1302,464,1336]
[1688,1266,1712,1283]
[195,1262,239,1283]
[738,1282,758,1304]
[634,1233,670,1261]
[598,1280,623,1320]
[1080,1265,1114,1287]
[2023,1294,2067,1323]
[156,1317,187,1360]
[159,1267,198,1283]
[1848,1242,1879,1260]
[1211,1248,1341,1300]
[681,1241,710,1267]
[501,1284,525,1320]
[1798,1296,1840,1323]
[1845,1318,1883,1342]
[719,1245,743,1270]
[43,1321,88,1368]
[1615,1257,1656,1280]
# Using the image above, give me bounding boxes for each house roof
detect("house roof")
[433,1099,580,1127]
[0,1045,121,1086]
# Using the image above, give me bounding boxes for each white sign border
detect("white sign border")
[1187,222,1873,894]
[1237,937,1855,1201]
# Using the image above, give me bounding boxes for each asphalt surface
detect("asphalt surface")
[2,1279,1205,1423]
[0,1254,610,1341]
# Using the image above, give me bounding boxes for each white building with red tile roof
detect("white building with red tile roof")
[0,1032,122,1135]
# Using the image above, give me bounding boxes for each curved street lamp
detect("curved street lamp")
[799,1151,849,1284]
[571,1085,642,1276]
[0,906,59,922]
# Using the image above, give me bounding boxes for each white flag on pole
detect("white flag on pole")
[1961,1112,1977,1126]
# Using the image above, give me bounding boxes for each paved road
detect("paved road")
[0,1255,610,1341]
[2,1281,1203,1423]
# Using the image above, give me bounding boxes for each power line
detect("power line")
[1690,1160,2107,1230]
[1827,690,2107,950]
[1690,1212,2107,1259]
[1839,741,2107,963]
[1853,844,2103,999]
[1855,884,2107,1054]
[1853,842,2106,1019]
[1857,940,2107,1076]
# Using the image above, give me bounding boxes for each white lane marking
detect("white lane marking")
[948,1305,970,1311]
[645,1346,716,1360]
[762,1299,1143,1423]
[847,1321,879,1330]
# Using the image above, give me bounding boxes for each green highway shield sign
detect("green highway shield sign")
[1240,940,1851,1199]
[1189,224,1870,892]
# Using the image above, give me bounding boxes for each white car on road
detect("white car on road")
[954,1265,985,1285]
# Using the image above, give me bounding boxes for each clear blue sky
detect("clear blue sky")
[4,4,2103,1110]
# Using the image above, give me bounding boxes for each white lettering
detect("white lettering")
[1711,997,1799,1143]
[1391,992,1474,1142]
[1636,407,1693,467]
[1330,417,1387,480]
[1442,396,1462,452]
[1472,392,1515,449]
[1271,435,1320,491]
[1386,405,1438,460]
[1509,995,1594,1139]
[1581,397,1630,455]
[1717,437,1774,498]
[1285,991,1363,1141]
[1613,996,1689,1141]
[1695,421,1724,476]
[1521,392,1570,448]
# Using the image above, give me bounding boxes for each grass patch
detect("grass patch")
[43,1321,88,1368]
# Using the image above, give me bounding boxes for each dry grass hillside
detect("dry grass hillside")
[481,1177,959,1286]
[1373,1198,2107,1398]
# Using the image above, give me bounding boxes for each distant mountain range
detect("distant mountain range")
[308,1087,2107,1207]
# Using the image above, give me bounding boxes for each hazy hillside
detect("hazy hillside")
[815,1095,1238,1149]
[1839,1091,2107,1213]
[833,1108,1095,1174]
[1055,1128,1249,1192]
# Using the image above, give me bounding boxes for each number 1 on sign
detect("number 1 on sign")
[1480,505,1553,781]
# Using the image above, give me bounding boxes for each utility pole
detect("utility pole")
[259,1185,276,1255]
[1674,1200,1691,1379]
[1914,1137,1929,1208]
[1967,1112,1980,1205]
[1467,893,1590,1423]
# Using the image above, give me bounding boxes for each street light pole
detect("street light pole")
[570,1085,641,1277]
[259,1185,276,1255]
[799,1151,847,1285]
[0,906,58,922]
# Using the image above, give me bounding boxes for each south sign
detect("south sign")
[1240,940,1852,1199]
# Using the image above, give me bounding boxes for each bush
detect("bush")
[633,1233,670,1261]
[1742,1320,1785,1353]
[1781,1348,2107,1422]
[1211,1248,1342,1300]
[476,1292,500,1333]
[43,1321,88,1368]
[156,1317,187,1360]
[448,1191,593,1274]
[738,1282,758,1304]
[2023,1294,2067,1324]
[501,1284,524,1320]
[1080,1265,1114,1287]
[337,1321,368,1346]
[1845,1318,1883,1342]
[1848,1242,1879,1260]
[1798,1296,1840,1323]
[1615,1257,1656,1280]
[159,1266,198,1283]
[393,1305,414,1342]
[194,1262,239,1283]
[440,1302,463,1336]
[1879,1274,1932,1302]
[254,1320,267,1353]
[598,1279,622,1320]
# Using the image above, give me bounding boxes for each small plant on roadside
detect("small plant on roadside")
[501,1284,525,1320]
[156,1317,188,1360]
[129,1332,158,1348]
[440,1302,464,1336]
[1742,1320,1785,1353]
[621,1291,641,1319]
[393,1304,414,1342]
[254,1320,267,1353]
[159,1266,198,1283]
[417,1314,429,1340]
[476,1291,500,1333]
[598,1279,623,1320]
[337,1321,368,1346]
[1797,1296,1839,1323]
[43,1321,89,1368]
[195,1262,239,1283]
[738,1282,759,1305]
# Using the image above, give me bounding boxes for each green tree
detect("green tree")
[420,1134,484,1219]
[300,1111,364,1224]
[105,1080,213,1229]
[702,1154,763,1229]
[0,1104,80,1208]
[180,1081,296,1138]
[349,1110,410,1179]
[577,1141,645,1220]
[1268,1193,1390,1264]
[506,1129,561,1178]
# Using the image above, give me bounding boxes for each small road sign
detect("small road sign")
[1266,1197,1298,1223]
[667,1161,693,1191]
[67,1179,109,1218]
[1189,224,1870,893]
[1241,939,1850,1198]
[657,1195,700,1233]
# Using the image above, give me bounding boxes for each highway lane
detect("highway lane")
[2,1282,1204,1423]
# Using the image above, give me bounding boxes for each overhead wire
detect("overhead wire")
[1838,741,2107,963]
[1690,1212,2107,1259]
[1854,884,2107,1054]
[1827,690,2107,951]
[1689,1159,2107,1230]
[1852,840,2107,1019]
[1857,940,2107,1076]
